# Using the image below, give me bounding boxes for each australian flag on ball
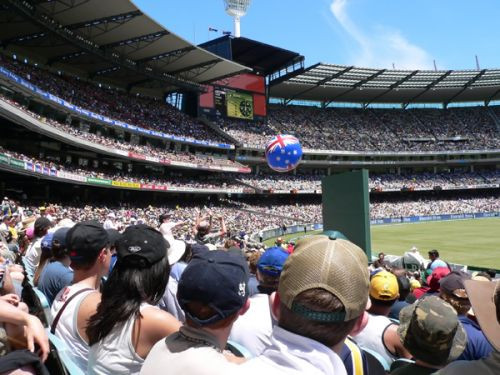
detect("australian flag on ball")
[265,134,303,172]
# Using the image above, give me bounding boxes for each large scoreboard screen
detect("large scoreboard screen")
[199,73,266,121]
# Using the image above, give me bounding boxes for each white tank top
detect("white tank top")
[352,314,397,365]
[50,284,95,372]
[87,303,156,375]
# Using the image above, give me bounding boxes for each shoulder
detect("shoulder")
[78,291,101,317]
[140,307,181,336]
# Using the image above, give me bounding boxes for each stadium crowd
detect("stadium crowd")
[0,147,242,191]
[0,195,498,374]
[238,170,499,192]
[2,144,499,196]
[3,57,499,154]
[0,58,228,144]
[0,95,244,169]
[221,105,500,151]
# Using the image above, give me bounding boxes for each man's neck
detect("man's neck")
[73,270,102,290]
[368,305,391,316]
[414,359,442,370]
[194,325,232,350]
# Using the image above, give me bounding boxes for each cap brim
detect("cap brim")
[465,280,500,351]
[167,238,186,265]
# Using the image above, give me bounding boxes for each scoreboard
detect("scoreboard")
[199,73,266,121]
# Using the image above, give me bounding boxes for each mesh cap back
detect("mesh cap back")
[279,235,369,321]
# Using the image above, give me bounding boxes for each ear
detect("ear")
[271,291,281,321]
[98,247,108,262]
[239,298,251,316]
[349,311,369,337]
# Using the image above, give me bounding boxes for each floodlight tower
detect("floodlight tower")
[223,0,251,38]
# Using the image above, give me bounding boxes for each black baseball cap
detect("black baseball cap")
[440,271,471,298]
[34,217,52,235]
[67,220,109,263]
[178,250,249,326]
[117,224,167,267]
[106,229,122,248]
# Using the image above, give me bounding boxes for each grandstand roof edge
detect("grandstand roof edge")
[269,62,500,104]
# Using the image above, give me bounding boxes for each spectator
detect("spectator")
[229,246,289,356]
[38,227,73,306]
[426,249,450,272]
[0,299,50,373]
[32,233,53,286]
[50,220,111,372]
[391,296,466,374]
[437,280,500,375]
[354,271,411,365]
[23,217,52,276]
[141,250,250,374]
[159,213,185,239]
[439,271,493,360]
[413,267,450,299]
[239,235,370,373]
[389,274,412,320]
[86,225,181,374]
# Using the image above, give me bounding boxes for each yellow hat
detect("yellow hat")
[370,271,399,300]
[410,279,421,291]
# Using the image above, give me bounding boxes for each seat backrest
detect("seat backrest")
[47,332,85,375]
[361,347,390,374]
[390,358,415,372]
[33,287,53,322]
[21,283,49,327]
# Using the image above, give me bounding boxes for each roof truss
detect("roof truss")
[286,65,354,105]
[5,0,202,92]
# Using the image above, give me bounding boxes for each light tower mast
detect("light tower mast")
[223,0,252,38]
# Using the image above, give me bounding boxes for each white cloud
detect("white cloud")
[330,0,435,70]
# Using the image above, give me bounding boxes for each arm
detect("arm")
[134,307,182,359]
[0,299,50,361]
[77,291,102,343]
[0,265,16,295]
[383,324,412,359]
[219,217,227,237]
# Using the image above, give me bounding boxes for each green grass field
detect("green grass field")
[264,218,500,269]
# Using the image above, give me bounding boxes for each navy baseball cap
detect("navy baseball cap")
[41,232,54,254]
[52,227,70,250]
[258,246,289,277]
[178,250,249,326]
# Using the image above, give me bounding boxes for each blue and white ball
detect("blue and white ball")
[265,134,303,172]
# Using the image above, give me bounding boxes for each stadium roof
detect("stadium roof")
[199,36,304,76]
[0,0,250,95]
[270,63,500,105]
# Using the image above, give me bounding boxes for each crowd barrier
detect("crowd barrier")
[0,65,233,150]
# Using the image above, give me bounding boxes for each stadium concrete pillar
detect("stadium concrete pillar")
[255,165,260,174]
[470,165,474,172]
[322,169,371,259]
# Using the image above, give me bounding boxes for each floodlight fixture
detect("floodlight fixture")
[223,0,252,37]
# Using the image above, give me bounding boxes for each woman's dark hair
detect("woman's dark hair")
[86,255,170,345]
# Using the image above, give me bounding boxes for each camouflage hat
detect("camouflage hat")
[398,296,467,366]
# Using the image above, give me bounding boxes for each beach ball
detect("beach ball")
[265,134,302,172]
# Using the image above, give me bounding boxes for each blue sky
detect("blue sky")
[134,0,500,70]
